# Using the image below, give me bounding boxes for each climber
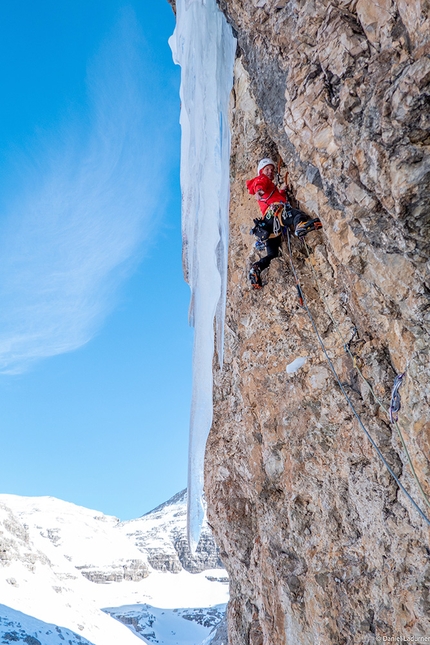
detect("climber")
[246,158,322,289]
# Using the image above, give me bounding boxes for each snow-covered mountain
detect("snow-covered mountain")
[0,491,228,645]
[104,604,226,645]
[0,605,95,645]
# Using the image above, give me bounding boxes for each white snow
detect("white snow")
[104,603,226,645]
[0,493,228,645]
[0,605,94,645]
[169,0,236,551]
[286,357,308,373]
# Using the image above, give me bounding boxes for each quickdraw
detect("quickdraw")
[389,373,405,423]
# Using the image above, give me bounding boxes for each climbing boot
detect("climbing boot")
[249,264,262,289]
[295,218,323,238]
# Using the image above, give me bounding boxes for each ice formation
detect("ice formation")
[169,0,236,550]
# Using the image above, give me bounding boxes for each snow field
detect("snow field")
[104,604,227,645]
[0,494,228,645]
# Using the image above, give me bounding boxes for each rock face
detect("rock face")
[204,1,430,643]
[76,559,149,584]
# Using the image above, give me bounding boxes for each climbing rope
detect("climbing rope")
[285,229,430,527]
[301,240,430,511]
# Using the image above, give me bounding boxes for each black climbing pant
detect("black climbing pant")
[254,235,282,271]
[254,208,310,272]
[283,207,309,229]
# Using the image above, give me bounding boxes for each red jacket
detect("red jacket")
[246,173,287,216]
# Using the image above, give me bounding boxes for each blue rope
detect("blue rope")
[285,230,430,528]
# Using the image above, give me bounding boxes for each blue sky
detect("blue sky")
[0,1,193,520]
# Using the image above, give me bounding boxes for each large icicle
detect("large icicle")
[169,0,236,550]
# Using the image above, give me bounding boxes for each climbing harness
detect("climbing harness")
[389,373,404,423]
[301,240,430,512]
[285,229,430,527]
[250,203,286,242]
[266,203,284,236]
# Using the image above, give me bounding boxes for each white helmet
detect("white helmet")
[257,158,276,174]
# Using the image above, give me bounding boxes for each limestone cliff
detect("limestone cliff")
[204,1,430,643]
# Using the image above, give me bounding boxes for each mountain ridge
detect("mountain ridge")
[0,491,228,645]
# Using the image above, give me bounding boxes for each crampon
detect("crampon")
[249,264,262,289]
[295,218,323,238]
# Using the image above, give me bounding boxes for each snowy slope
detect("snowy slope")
[0,603,227,645]
[121,490,223,574]
[0,605,94,645]
[0,500,141,645]
[104,604,226,645]
[0,492,228,645]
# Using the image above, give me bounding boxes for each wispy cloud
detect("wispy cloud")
[0,9,163,374]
